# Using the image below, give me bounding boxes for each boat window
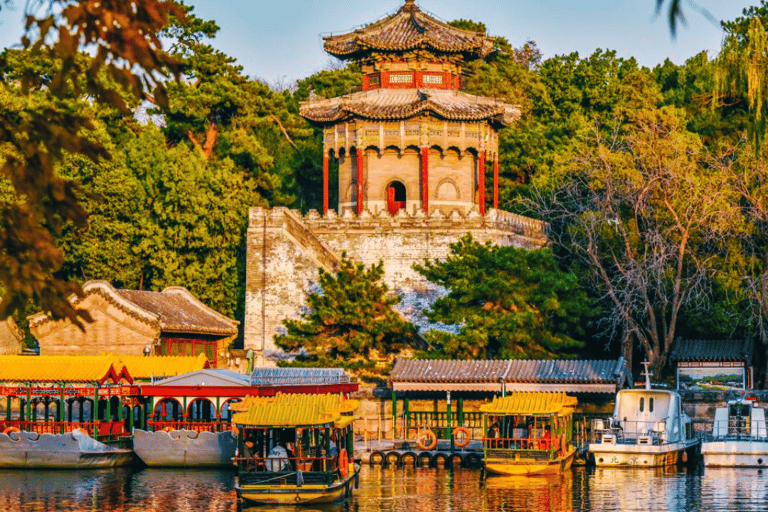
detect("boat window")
[639,397,644,412]
[649,398,654,412]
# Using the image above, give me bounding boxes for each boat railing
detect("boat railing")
[0,420,126,442]
[591,419,666,445]
[704,419,768,442]
[234,455,338,473]
[147,420,231,433]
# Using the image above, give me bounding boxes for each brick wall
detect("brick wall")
[244,206,547,364]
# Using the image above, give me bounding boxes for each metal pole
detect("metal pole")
[391,391,397,440]
[447,391,453,454]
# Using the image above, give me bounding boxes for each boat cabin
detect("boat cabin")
[231,393,360,505]
[599,389,692,445]
[480,392,577,475]
[711,397,767,440]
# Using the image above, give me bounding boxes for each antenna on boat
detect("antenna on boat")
[641,361,652,390]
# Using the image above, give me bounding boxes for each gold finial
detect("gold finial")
[402,0,418,11]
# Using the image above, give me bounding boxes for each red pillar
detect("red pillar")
[493,157,499,210]
[478,151,486,216]
[322,151,329,215]
[421,146,429,213]
[356,147,364,216]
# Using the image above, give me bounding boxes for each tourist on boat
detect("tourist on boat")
[266,442,290,471]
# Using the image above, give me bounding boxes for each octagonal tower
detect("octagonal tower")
[300,0,520,217]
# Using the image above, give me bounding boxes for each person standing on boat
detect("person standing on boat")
[267,442,290,471]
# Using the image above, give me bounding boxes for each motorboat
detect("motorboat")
[701,396,768,467]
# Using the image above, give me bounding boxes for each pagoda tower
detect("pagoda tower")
[300,0,519,217]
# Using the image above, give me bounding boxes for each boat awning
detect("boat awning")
[232,393,359,428]
[0,356,133,385]
[479,392,578,416]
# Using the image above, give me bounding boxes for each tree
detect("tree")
[0,0,183,324]
[275,254,417,382]
[529,106,737,376]
[414,236,589,360]
[717,2,768,152]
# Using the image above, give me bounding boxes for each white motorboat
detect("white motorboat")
[701,396,768,467]
[588,362,700,467]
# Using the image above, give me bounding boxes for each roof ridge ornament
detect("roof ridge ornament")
[402,0,418,11]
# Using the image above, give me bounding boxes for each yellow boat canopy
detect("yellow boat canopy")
[480,392,577,416]
[232,393,359,428]
[0,356,133,385]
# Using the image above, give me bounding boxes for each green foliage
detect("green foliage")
[275,254,418,382]
[414,236,589,360]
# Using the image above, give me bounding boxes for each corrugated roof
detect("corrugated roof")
[324,0,494,60]
[232,393,359,428]
[153,369,250,387]
[670,338,752,363]
[250,367,351,386]
[117,288,238,336]
[391,359,629,384]
[301,88,520,126]
[114,354,210,380]
[391,359,512,383]
[479,392,578,415]
[0,356,132,384]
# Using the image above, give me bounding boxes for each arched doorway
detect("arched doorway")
[387,181,406,215]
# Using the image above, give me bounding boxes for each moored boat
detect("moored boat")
[132,428,237,467]
[232,392,359,505]
[0,428,133,469]
[588,363,700,467]
[480,392,578,476]
[701,396,768,467]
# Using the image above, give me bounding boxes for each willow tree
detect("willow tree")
[717,3,768,152]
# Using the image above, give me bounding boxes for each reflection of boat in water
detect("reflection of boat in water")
[0,429,133,468]
[232,393,360,505]
[132,428,236,467]
[588,363,700,467]
[701,397,768,467]
[481,392,578,476]
[483,472,573,512]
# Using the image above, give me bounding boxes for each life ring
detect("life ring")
[339,449,349,477]
[453,427,471,448]
[3,426,20,435]
[416,429,438,451]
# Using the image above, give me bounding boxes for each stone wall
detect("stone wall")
[244,206,548,364]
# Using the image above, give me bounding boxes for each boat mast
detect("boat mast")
[640,361,652,390]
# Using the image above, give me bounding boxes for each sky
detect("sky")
[0,0,760,85]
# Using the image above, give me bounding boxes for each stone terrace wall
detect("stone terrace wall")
[244,206,547,365]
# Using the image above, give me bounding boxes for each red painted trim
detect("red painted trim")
[323,152,329,215]
[421,147,429,213]
[493,158,499,209]
[479,151,486,216]
[131,383,359,398]
[356,147,364,215]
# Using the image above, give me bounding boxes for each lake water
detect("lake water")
[0,464,765,512]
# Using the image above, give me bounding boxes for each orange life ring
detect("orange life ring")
[416,429,438,451]
[339,448,349,477]
[453,427,471,448]
[3,426,20,435]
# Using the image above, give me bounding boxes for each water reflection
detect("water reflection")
[483,472,573,512]
[3,463,768,511]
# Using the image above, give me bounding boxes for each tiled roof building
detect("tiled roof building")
[390,358,633,394]
[300,0,519,218]
[28,281,238,367]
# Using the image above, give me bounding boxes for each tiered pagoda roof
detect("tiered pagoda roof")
[301,88,520,126]
[324,0,493,60]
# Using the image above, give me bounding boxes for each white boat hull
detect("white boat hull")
[0,430,133,468]
[702,441,768,467]
[590,441,699,467]
[132,429,237,467]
